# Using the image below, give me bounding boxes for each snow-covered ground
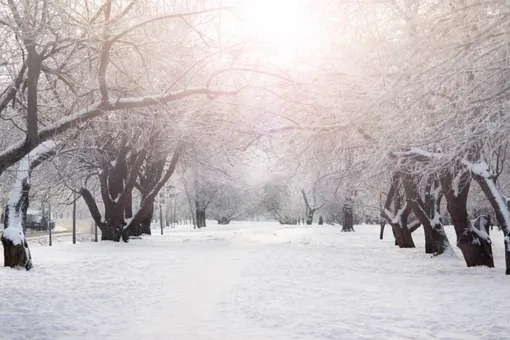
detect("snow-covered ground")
[1,222,509,340]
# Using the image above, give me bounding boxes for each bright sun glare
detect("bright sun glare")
[237,0,322,65]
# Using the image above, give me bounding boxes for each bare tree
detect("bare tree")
[301,189,324,225]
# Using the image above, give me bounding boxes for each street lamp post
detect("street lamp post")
[48,203,52,247]
[159,191,164,235]
[72,194,76,244]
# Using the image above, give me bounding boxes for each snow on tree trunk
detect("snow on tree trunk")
[465,160,510,274]
[381,175,415,248]
[124,145,181,237]
[101,224,124,242]
[409,221,421,233]
[82,135,171,242]
[441,171,494,268]
[1,141,55,270]
[401,175,453,256]
[383,203,415,248]
[81,187,124,242]
[2,176,32,270]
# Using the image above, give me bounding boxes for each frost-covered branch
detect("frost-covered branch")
[0,86,241,177]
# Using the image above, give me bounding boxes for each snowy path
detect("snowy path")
[1,223,510,340]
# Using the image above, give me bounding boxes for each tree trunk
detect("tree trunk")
[382,202,415,248]
[196,209,206,228]
[191,213,196,229]
[1,143,54,270]
[99,223,123,242]
[1,236,31,270]
[409,221,421,233]
[131,201,153,236]
[392,227,398,246]
[139,222,151,235]
[81,188,122,242]
[381,174,415,248]
[342,200,355,232]
[402,175,451,255]
[301,190,324,225]
[305,207,313,225]
[96,197,125,242]
[379,221,385,240]
[2,183,32,270]
[442,171,494,267]
[422,225,435,254]
[469,164,510,274]
[423,180,435,254]
[125,190,133,219]
[390,204,415,247]
[421,182,435,254]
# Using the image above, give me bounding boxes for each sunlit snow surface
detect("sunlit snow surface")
[1,222,509,340]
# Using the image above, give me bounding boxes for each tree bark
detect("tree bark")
[342,199,355,232]
[408,221,420,233]
[139,202,153,236]
[125,145,181,236]
[423,180,435,254]
[468,162,510,274]
[131,201,153,236]
[196,209,206,228]
[441,171,494,267]
[2,142,54,270]
[305,206,314,225]
[401,174,451,255]
[388,203,415,247]
[81,187,123,242]
[2,177,32,270]
[379,220,385,239]
[381,174,415,248]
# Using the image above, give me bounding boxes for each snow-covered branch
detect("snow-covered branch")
[0,86,242,177]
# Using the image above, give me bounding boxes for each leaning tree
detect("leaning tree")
[1,142,56,269]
